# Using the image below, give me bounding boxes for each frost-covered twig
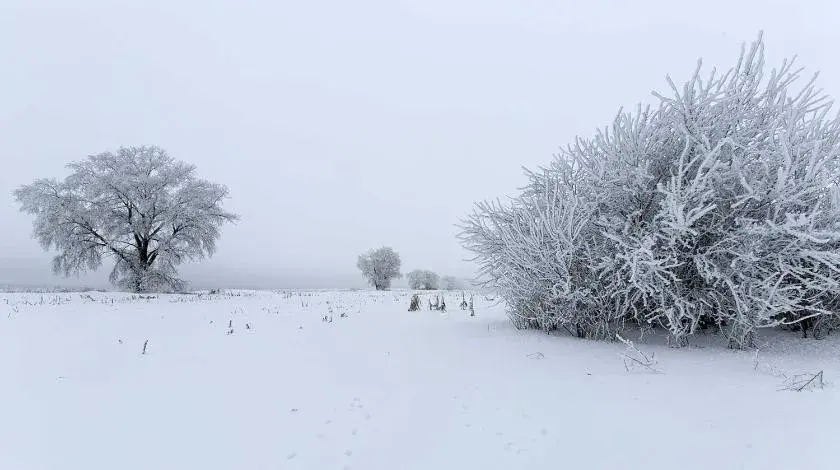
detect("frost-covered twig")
[753,351,826,391]
[616,334,661,373]
[782,371,825,392]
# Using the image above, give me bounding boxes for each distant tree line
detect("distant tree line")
[356,248,465,291]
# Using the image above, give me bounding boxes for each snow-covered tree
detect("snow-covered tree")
[15,146,238,293]
[407,269,440,290]
[357,247,402,290]
[441,275,464,290]
[461,34,840,348]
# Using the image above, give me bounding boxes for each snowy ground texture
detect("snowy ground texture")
[1,290,838,470]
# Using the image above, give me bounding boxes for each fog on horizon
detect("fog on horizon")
[1,0,838,290]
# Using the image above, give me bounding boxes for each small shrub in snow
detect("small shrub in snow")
[428,295,444,311]
[408,294,421,311]
[461,34,840,349]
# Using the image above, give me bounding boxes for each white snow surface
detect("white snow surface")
[1,290,838,470]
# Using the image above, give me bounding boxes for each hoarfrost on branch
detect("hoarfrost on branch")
[460,34,840,348]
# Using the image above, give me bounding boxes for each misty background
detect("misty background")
[1,0,838,289]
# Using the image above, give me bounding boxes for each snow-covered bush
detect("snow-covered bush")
[357,247,402,290]
[461,34,840,348]
[407,269,440,290]
[441,275,464,290]
[408,294,421,311]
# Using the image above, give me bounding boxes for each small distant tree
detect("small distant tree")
[407,269,440,290]
[15,146,238,293]
[441,275,464,290]
[357,247,402,290]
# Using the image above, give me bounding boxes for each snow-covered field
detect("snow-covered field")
[1,290,838,470]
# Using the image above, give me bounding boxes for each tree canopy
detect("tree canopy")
[15,146,238,292]
[357,247,402,290]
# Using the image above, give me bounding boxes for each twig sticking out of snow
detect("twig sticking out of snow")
[142,339,148,355]
[753,351,826,391]
[616,334,661,373]
[782,371,825,392]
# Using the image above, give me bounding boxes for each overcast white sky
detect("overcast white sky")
[1,0,838,289]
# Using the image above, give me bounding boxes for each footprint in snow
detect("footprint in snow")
[286,453,297,460]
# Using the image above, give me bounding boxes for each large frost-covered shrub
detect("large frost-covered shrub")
[461,35,840,348]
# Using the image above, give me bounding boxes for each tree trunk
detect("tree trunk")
[131,269,146,293]
[131,235,155,292]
